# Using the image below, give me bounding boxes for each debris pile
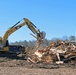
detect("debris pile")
[27,40,76,64]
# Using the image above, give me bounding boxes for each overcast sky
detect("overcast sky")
[0,0,76,42]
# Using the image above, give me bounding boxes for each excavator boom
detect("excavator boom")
[0,18,46,52]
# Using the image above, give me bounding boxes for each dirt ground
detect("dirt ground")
[0,54,76,75]
[0,67,76,75]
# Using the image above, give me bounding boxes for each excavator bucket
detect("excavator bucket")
[41,31,46,39]
[36,31,46,48]
[30,31,46,48]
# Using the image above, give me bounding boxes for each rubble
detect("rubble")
[27,40,76,64]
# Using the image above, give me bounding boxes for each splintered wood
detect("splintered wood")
[27,40,76,64]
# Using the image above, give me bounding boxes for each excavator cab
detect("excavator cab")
[0,37,9,51]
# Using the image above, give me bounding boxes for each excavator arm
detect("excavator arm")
[2,18,46,47]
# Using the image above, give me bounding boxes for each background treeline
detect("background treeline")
[11,35,76,47]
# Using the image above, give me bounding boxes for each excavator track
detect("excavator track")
[0,51,26,60]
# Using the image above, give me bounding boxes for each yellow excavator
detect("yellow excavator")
[0,18,46,53]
